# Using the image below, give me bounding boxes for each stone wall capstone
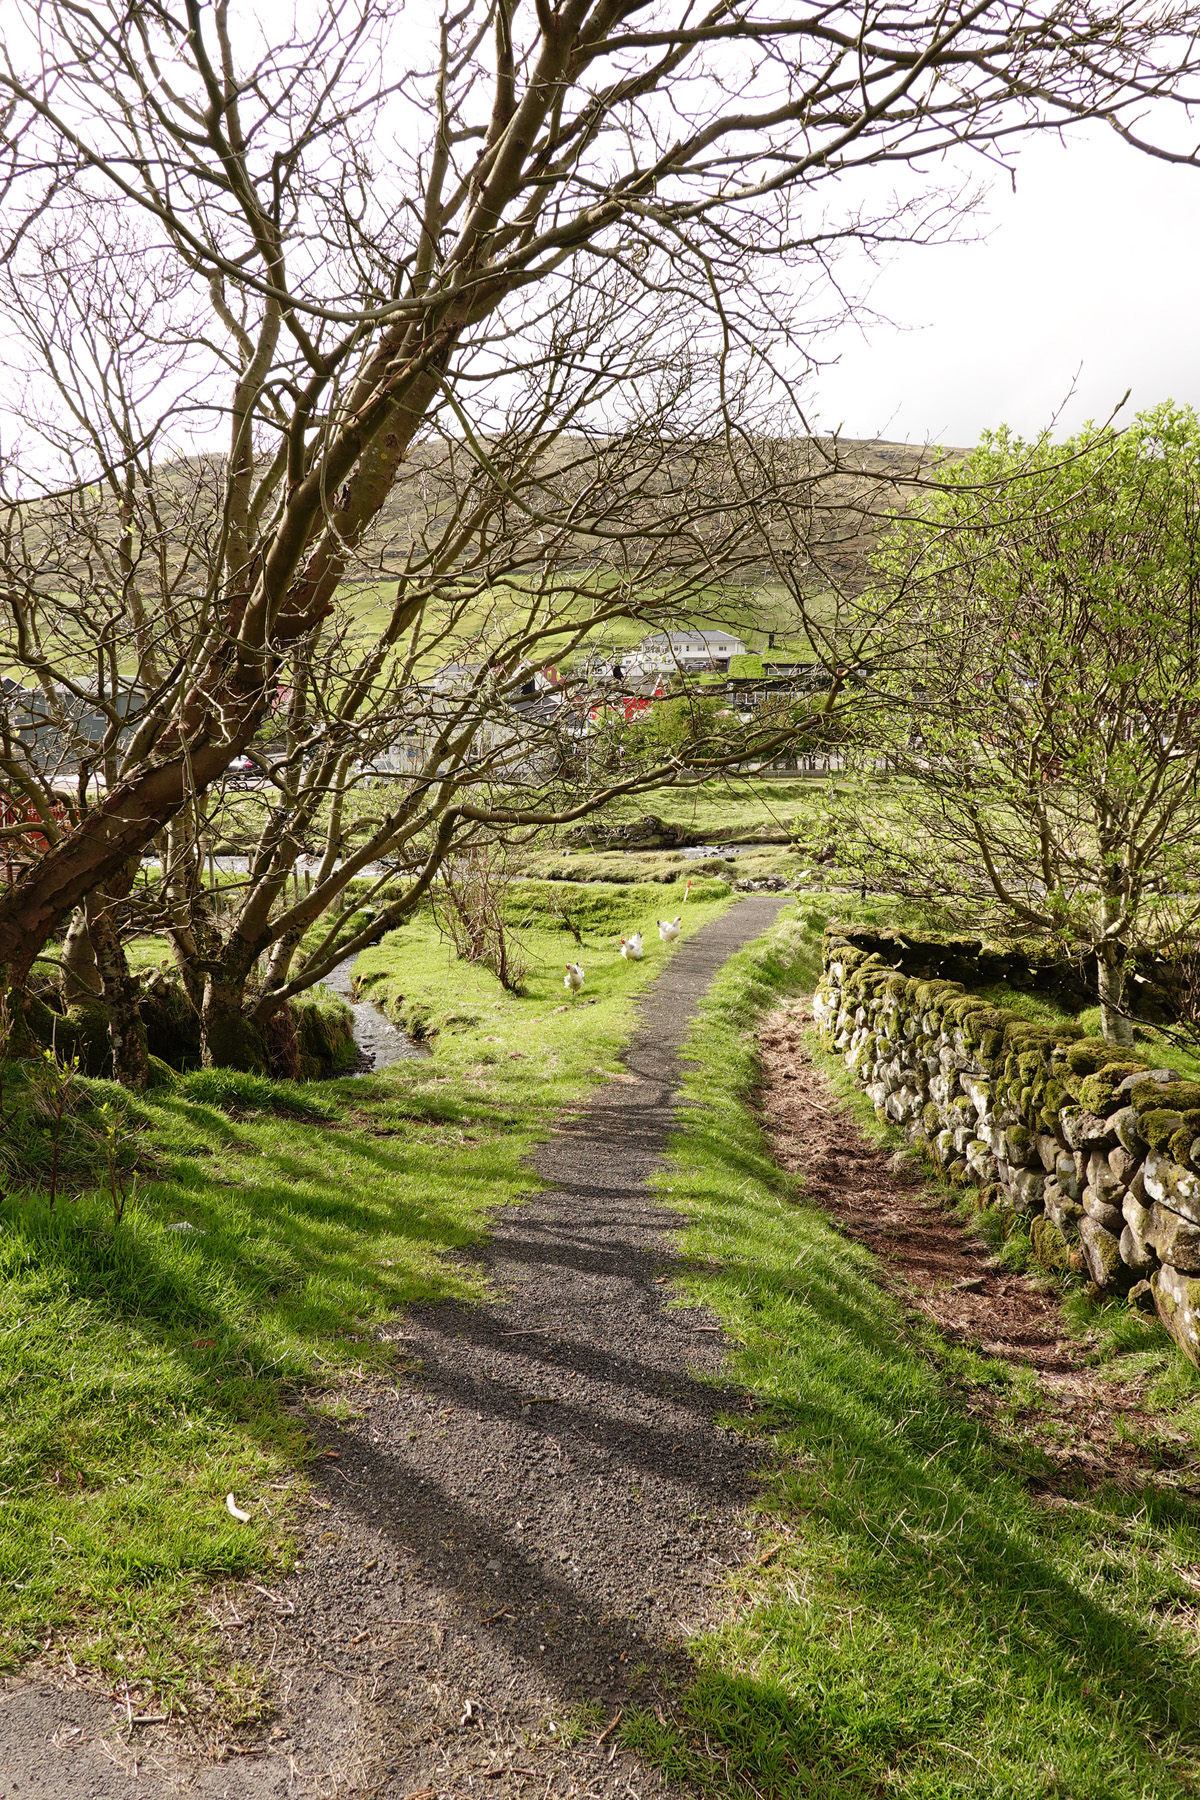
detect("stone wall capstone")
[815,931,1200,1365]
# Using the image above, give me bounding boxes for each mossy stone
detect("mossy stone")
[1066,1037,1114,1076]
[1006,1125,1033,1162]
[1078,1061,1149,1116]
[1131,1078,1200,1115]
[1169,1114,1200,1167]
[1139,1108,1188,1152]
[1030,1215,1071,1273]
[145,1055,178,1090]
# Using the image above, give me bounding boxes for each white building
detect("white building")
[631,629,747,676]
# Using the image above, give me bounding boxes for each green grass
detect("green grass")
[629,908,1200,1800]
[0,878,731,1710]
[594,776,841,842]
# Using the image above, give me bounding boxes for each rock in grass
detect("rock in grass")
[1127,1279,1156,1314]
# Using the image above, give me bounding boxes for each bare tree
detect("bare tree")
[0,229,830,1073]
[0,0,1197,1012]
[835,404,1200,1046]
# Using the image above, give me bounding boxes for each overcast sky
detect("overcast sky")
[808,125,1200,449]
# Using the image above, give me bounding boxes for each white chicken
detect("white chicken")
[657,915,682,943]
[564,962,585,996]
[619,932,643,961]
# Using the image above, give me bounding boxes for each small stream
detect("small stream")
[323,955,428,1074]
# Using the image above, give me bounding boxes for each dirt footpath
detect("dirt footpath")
[2,896,787,1800]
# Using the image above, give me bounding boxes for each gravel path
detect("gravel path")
[3,895,787,1799]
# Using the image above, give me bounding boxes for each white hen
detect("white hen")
[619,932,643,961]
[657,915,681,943]
[564,962,585,995]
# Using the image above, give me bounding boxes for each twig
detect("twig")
[596,1710,623,1746]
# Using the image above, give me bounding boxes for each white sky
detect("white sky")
[809,125,1200,448]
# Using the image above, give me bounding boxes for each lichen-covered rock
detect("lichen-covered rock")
[929,1072,956,1108]
[1060,1108,1117,1151]
[1044,1184,1083,1234]
[1085,1150,1124,1202]
[821,933,1179,1364]
[1081,1187,1124,1235]
[963,1075,993,1118]
[1108,1144,1139,1185]
[1110,1106,1145,1155]
[1145,1204,1200,1274]
[1054,1150,1083,1201]
[1122,1191,1152,1237]
[1142,1152,1200,1226]
[1119,1224,1155,1276]
[1009,1167,1045,1214]
[1079,1217,1125,1292]
[979,1121,1007,1157]
[966,1139,997,1182]
[1152,1264,1200,1365]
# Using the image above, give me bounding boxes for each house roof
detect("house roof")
[638,630,746,652]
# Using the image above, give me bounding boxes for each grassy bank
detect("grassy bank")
[632,908,1200,1800]
[0,877,729,1711]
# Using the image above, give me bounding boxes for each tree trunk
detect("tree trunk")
[1097,941,1134,1048]
[60,909,102,1002]
[85,884,150,1088]
[200,974,269,1072]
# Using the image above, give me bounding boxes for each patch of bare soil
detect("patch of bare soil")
[1,897,786,1800]
[759,998,1200,1502]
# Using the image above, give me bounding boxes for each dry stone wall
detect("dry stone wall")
[814,931,1200,1366]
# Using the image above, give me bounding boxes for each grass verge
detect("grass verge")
[629,907,1200,1800]
[0,877,729,1713]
